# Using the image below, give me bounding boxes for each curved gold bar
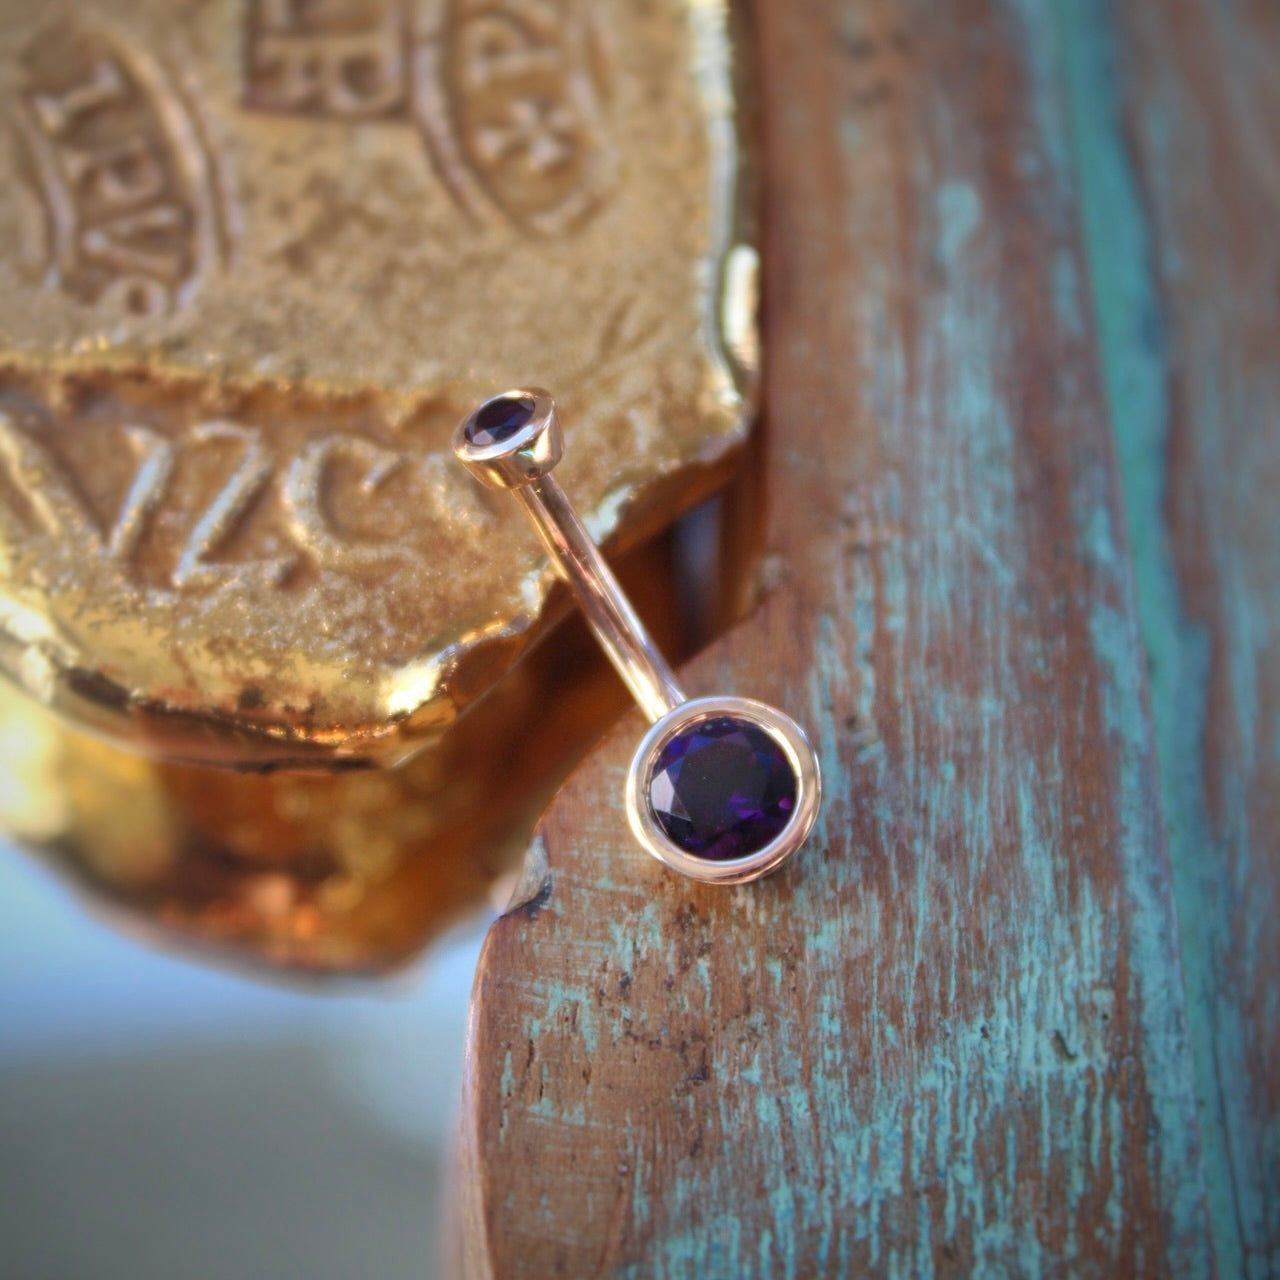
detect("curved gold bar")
[520,477,686,725]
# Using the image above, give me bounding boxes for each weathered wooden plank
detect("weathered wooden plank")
[1061,1,1280,1274]
[457,2,1211,1274]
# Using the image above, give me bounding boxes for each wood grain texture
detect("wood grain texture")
[457,1,1214,1274]
[1061,1,1280,1274]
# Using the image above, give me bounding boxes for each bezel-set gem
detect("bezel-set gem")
[626,696,821,885]
[648,715,797,861]
[465,394,537,447]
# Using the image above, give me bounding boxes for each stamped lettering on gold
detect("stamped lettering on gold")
[171,422,295,591]
[0,403,488,597]
[245,0,411,119]
[282,435,410,572]
[417,0,616,235]
[240,0,617,236]
[16,23,227,316]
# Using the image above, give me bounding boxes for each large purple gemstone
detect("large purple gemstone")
[465,394,536,447]
[649,716,797,861]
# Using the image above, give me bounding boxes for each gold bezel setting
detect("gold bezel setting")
[626,696,821,885]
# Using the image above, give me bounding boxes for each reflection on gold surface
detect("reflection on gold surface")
[0,534,696,975]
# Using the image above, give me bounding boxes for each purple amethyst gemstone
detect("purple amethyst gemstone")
[648,716,797,861]
[465,394,536,447]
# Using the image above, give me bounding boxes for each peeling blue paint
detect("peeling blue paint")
[935,182,982,269]
[1059,1,1270,1274]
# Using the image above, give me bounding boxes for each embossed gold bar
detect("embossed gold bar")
[0,0,757,766]
[0,0,757,971]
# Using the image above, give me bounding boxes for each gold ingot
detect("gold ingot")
[0,530,699,972]
[0,0,757,766]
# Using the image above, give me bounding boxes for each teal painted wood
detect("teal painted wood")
[458,2,1216,1274]
[1061,0,1280,1274]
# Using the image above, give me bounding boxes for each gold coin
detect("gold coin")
[0,0,757,766]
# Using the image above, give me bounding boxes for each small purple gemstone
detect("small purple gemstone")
[466,394,536,447]
[649,716,797,861]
